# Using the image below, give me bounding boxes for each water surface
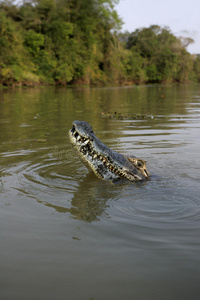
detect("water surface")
[0,85,200,300]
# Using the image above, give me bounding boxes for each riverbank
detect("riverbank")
[0,79,198,89]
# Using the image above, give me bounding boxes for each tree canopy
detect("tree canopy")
[0,0,199,86]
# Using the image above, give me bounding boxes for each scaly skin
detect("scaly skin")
[69,121,150,182]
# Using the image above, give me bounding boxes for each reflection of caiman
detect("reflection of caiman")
[39,174,109,222]
[69,121,150,182]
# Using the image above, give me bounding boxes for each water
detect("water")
[0,85,200,300]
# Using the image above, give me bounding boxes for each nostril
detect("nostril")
[71,125,76,132]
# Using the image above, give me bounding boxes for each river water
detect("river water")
[0,85,200,300]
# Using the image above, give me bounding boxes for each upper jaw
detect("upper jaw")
[69,123,94,151]
[70,121,94,141]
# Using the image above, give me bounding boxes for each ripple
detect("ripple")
[1,149,37,157]
[1,147,200,227]
[106,182,200,230]
[0,148,79,211]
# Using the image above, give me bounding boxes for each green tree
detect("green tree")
[193,55,200,82]
[0,10,39,84]
[126,25,194,83]
[0,1,197,86]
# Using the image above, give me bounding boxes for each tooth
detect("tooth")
[83,139,89,145]
[77,135,81,141]
[93,154,97,159]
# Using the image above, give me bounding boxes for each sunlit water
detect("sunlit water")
[0,85,200,300]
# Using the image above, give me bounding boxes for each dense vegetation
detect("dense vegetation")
[0,0,200,86]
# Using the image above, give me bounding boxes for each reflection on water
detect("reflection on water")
[0,85,200,300]
[38,174,111,222]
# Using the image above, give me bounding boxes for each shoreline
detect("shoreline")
[0,79,199,89]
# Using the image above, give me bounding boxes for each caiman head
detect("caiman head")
[69,121,150,182]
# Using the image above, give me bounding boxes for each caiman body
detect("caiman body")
[69,121,150,182]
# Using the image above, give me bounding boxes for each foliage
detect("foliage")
[193,55,200,82]
[125,25,195,83]
[0,9,39,85]
[0,1,199,86]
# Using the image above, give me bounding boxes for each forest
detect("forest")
[0,0,200,86]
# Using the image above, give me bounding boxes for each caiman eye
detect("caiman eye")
[137,160,144,168]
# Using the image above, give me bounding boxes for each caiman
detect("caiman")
[69,121,150,182]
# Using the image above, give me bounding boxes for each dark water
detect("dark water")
[0,85,200,300]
